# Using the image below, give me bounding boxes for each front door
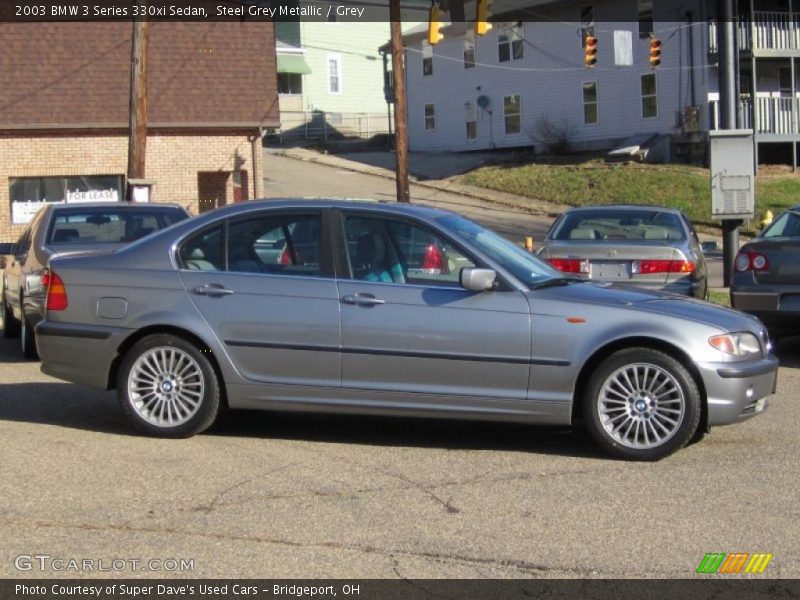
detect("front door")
[178,210,340,387]
[336,212,531,402]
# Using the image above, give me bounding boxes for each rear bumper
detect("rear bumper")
[593,279,703,298]
[36,321,130,389]
[731,288,800,332]
[696,354,779,426]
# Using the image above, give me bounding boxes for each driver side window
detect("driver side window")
[344,215,474,286]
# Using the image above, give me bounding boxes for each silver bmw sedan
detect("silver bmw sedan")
[35,200,777,461]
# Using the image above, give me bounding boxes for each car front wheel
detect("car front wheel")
[117,334,221,438]
[2,292,20,338]
[20,305,38,359]
[583,347,701,461]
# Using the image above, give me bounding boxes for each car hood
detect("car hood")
[527,281,763,333]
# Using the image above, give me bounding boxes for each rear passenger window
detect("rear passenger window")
[180,226,224,271]
[227,214,321,276]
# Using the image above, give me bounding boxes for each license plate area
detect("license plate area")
[590,261,631,280]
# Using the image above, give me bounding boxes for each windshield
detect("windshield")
[550,209,686,242]
[48,207,187,245]
[762,210,800,238]
[437,214,559,287]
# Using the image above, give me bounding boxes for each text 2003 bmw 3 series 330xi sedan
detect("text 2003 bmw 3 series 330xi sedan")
[35,200,778,461]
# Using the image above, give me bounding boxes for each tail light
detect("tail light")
[548,258,589,274]
[422,244,444,274]
[41,270,68,311]
[632,259,695,275]
[735,251,770,272]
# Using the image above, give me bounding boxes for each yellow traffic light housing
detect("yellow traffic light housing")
[649,37,662,69]
[584,36,598,69]
[428,3,444,45]
[475,0,492,36]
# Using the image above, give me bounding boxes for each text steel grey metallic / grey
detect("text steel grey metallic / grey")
[35,200,778,461]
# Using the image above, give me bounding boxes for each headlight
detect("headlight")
[709,332,762,359]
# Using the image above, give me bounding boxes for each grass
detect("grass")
[707,289,731,307]
[460,158,800,230]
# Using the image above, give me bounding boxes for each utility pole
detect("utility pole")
[389,0,410,203]
[127,6,149,197]
[718,0,741,286]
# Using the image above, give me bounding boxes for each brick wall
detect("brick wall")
[0,131,263,241]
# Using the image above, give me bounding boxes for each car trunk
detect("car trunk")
[748,239,800,285]
[541,241,684,285]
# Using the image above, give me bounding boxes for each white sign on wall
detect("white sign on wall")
[65,188,119,203]
[614,30,633,66]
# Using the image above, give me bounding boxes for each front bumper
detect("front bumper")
[696,354,779,426]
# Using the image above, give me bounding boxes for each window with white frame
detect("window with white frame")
[465,101,478,139]
[580,5,595,45]
[327,54,342,94]
[424,103,436,131]
[641,73,658,118]
[422,41,433,76]
[583,82,598,124]
[498,22,524,62]
[503,94,521,134]
[464,31,476,68]
[638,0,654,38]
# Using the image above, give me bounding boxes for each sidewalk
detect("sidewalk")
[266,146,568,218]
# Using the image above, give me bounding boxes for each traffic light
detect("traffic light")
[475,0,492,36]
[428,3,444,45]
[584,36,597,68]
[649,36,662,69]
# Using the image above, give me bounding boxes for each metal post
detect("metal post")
[719,0,741,287]
[127,7,149,193]
[390,0,410,203]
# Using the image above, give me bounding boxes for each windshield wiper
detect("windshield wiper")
[529,277,581,290]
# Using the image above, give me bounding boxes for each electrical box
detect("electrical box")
[709,129,755,220]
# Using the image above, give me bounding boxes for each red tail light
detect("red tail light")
[41,270,68,311]
[422,244,444,274]
[548,258,589,274]
[632,259,695,275]
[735,251,770,272]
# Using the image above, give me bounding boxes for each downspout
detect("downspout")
[687,10,697,107]
[251,130,262,199]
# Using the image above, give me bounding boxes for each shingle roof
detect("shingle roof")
[0,22,279,129]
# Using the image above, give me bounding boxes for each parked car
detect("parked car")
[35,200,776,461]
[731,205,800,338]
[0,202,190,358]
[537,205,709,299]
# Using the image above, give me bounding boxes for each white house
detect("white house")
[398,0,800,168]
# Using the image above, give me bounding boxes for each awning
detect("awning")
[277,54,312,74]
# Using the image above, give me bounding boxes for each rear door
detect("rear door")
[335,210,531,403]
[178,209,341,388]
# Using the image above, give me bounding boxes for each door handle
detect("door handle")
[342,293,386,306]
[192,284,234,297]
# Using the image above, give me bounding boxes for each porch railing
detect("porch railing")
[709,97,800,135]
[709,12,800,52]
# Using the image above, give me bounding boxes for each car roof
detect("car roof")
[562,204,683,214]
[196,198,456,220]
[49,201,185,211]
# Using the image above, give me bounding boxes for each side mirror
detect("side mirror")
[701,241,718,253]
[460,267,497,292]
[0,242,15,256]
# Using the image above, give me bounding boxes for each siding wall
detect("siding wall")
[405,0,713,152]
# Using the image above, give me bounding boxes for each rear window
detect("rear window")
[48,207,186,245]
[762,210,800,238]
[550,209,686,242]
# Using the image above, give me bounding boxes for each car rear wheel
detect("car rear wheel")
[2,292,20,338]
[117,334,221,438]
[20,305,38,359]
[583,347,701,461]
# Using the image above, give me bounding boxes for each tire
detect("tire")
[2,292,20,338]
[582,347,702,461]
[20,305,38,360]
[117,333,221,438]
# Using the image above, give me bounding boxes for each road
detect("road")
[0,155,796,579]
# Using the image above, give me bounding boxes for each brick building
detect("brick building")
[0,21,280,239]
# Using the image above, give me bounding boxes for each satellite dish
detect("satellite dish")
[477,95,491,110]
